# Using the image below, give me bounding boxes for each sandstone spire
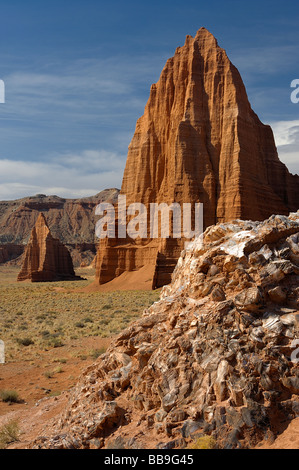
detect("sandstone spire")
[17,213,79,282]
[96,27,299,289]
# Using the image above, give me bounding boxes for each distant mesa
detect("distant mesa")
[95,27,299,290]
[0,188,120,267]
[17,213,82,282]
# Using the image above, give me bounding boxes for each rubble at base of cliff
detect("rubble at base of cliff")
[31,212,299,449]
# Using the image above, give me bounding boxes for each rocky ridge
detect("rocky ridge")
[32,211,299,449]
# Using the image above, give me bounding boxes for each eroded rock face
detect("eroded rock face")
[0,244,24,264]
[17,213,79,282]
[31,211,299,449]
[96,27,299,289]
[0,189,119,267]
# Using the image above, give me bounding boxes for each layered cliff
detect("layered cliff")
[96,28,299,289]
[0,189,119,266]
[17,213,79,282]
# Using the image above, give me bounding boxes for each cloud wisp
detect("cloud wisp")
[0,149,124,201]
[271,120,299,175]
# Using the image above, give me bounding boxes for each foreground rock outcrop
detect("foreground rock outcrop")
[32,211,299,449]
[0,189,119,266]
[17,213,80,282]
[96,27,299,289]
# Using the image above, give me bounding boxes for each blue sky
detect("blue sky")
[0,0,298,200]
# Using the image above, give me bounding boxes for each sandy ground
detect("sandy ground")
[0,335,112,448]
[256,418,299,449]
[83,265,156,292]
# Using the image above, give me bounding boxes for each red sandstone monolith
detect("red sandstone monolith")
[18,213,79,282]
[96,27,299,289]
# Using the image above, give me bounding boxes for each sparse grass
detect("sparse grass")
[83,317,93,323]
[44,364,65,378]
[102,304,112,310]
[48,391,61,398]
[78,354,88,361]
[53,358,67,364]
[44,371,54,379]
[16,337,34,347]
[0,420,20,449]
[90,347,107,359]
[47,337,64,349]
[187,435,217,449]
[0,389,21,404]
[0,266,161,361]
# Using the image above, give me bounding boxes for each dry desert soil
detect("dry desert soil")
[0,265,160,448]
[0,266,298,450]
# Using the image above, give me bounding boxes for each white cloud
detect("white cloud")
[0,149,124,201]
[271,120,299,175]
[271,120,299,146]
[0,52,164,170]
[2,54,164,123]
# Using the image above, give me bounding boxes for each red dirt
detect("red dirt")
[82,265,155,292]
[0,336,112,449]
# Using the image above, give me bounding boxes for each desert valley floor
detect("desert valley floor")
[0,266,160,448]
[0,264,298,449]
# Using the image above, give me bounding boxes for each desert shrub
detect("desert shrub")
[41,330,51,337]
[16,337,34,346]
[0,420,20,449]
[0,389,20,403]
[48,338,64,348]
[83,317,93,323]
[44,371,53,379]
[49,391,61,397]
[187,435,216,449]
[102,304,112,310]
[90,347,107,359]
[36,314,46,320]
[53,358,67,364]
[75,321,85,328]
[78,354,88,360]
